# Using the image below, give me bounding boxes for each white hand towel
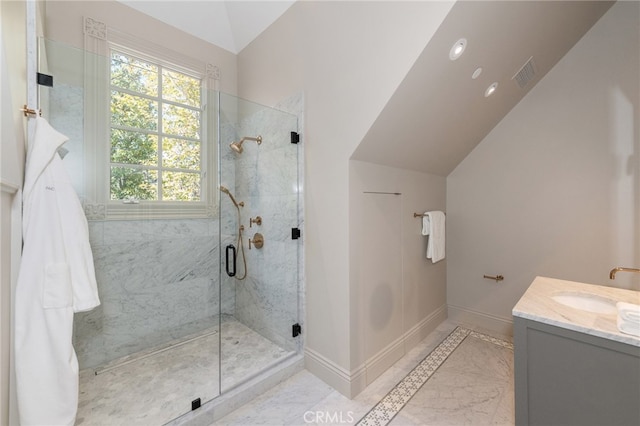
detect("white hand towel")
[616,302,640,324]
[421,214,430,236]
[616,302,640,337]
[425,211,445,263]
[617,316,640,337]
[616,301,640,324]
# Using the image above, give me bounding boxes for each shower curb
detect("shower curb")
[166,353,304,426]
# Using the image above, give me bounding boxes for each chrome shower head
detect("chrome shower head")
[229,135,262,154]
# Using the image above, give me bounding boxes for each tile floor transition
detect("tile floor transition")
[77,317,292,426]
[212,320,514,426]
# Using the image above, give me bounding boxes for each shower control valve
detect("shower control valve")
[249,233,264,250]
[250,216,262,227]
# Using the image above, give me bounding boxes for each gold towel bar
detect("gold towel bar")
[21,105,41,117]
[414,212,446,218]
[484,274,504,282]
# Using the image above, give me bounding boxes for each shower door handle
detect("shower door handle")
[225,244,236,277]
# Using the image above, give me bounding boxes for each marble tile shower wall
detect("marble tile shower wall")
[50,80,304,368]
[232,100,301,353]
[50,84,235,369]
[219,113,240,319]
[75,219,229,368]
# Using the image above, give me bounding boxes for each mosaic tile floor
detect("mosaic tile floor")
[389,332,513,426]
[212,320,514,426]
[76,317,292,426]
[359,327,513,426]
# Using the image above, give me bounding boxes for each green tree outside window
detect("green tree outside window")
[109,51,203,202]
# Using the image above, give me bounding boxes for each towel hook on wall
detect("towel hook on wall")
[21,105,41,118]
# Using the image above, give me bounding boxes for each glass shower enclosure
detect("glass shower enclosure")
[39,38,302,425]
[217,92,301,392]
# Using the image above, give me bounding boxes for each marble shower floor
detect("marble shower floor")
[77,317,291,426]
[212,320,514,426]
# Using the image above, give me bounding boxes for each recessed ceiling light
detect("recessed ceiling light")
[449,38,467,61]
[472,67,483,79]
[485,82,498,97]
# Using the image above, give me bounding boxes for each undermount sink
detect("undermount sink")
[551,292,618,315]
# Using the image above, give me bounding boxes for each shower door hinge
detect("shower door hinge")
[37,72,53,87]
[291,228,301,240]
[291,132,300,144]
[191,398,201,411]
[292,323,302,338]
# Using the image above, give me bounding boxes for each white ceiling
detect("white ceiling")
[351,0,614,176]
[117,1,615,177]
[118,0,296,54]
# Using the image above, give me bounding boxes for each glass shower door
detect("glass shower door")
[41,37,222,424]
[218,92,300,392]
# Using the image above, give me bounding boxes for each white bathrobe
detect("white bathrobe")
[15,117,100,425]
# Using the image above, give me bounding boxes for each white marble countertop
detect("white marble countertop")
[513,276,640,347]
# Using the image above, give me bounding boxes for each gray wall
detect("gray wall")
[0,0,28,423]
[237,0,455,397]
[348,160,447,392]
[446,1,640,336]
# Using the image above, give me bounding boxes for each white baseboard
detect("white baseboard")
[304,304,447,399]
[305,347,365,398]
[404,304,448,349]
[447,304,513,339]
[0,180,20,195]
[363,334,405,386]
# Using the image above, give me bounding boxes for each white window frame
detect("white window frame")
[83,20,218,220]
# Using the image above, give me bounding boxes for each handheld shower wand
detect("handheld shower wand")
[219,185,247,280]
[220,185,243,209]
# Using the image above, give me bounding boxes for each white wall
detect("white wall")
[446,1,640,336]
[238,0,453,397]
[44,0,238,95]
[349,160,446,392]
[0,0,28,423]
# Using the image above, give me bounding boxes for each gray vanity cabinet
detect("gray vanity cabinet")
[514,317,640,426]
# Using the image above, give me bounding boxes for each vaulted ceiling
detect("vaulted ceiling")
[350,0,614,176]
[119,0,615,177]
[118,0,295,54]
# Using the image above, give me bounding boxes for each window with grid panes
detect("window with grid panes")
[109,50,204,203]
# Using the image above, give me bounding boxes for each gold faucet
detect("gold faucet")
[609,267,640,280]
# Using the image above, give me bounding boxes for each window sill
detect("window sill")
[84,202,216,221]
